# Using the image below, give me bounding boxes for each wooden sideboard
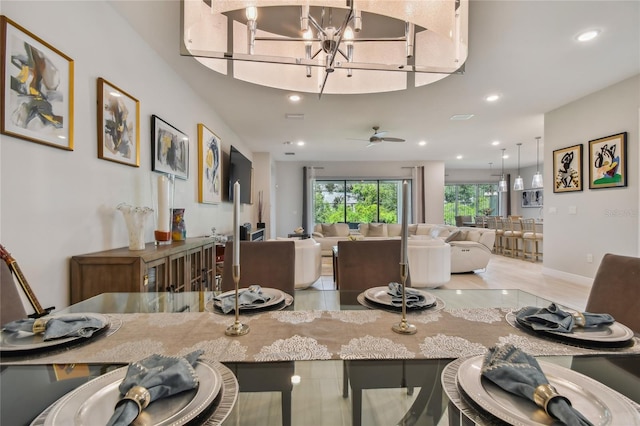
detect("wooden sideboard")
[70,238,217,304]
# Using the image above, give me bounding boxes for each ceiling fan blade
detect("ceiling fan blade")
[366,142,377,148]
[381,137,405,142]
[346,138,370,141]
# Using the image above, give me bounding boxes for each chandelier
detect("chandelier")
[182,0,469,96]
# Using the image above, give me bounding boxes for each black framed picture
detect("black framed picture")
[151,114,189,179]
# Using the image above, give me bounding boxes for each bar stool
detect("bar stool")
[502,218,523,258]
[521,218,543,262]
[487,217,504,254]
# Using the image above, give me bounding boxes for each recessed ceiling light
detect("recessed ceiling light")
[577,30,599,42]
[492,141,500,146]
[418,140,427,146]
[297,141,305,146]
[485,94,500,102]
[456,155,463,160]
[450,114,474,120]
[502,154,509,159]
[288,94,301,102]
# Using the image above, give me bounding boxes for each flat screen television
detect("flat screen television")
[228,145,252,204]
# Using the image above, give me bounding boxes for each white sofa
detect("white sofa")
[312,222,495,273]
[276,237,322,289]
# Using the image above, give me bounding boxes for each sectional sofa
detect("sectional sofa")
[312,222,495,274]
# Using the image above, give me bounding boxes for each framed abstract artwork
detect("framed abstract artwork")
[197,123,222,204]
[97,78,140,167]
[588,132,627,189]
[552,144,582,193]
[1,16,74,150]
[151,114,189,179]
[521,190,543,208]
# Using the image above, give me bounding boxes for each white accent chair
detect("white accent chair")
[277,237,322,289]
[407,238,451,288]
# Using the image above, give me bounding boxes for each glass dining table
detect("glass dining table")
[1,289,638,426]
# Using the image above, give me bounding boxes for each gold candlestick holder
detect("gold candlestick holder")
[225,265,249,336]
[392,263,417,335]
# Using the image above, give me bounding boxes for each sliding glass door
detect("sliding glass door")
[314,179,411,225]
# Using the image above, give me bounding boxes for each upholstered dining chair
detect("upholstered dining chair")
[336,239,404,305]
[1,261,28,325]
[585,253,640,333]
[221,240,295,296]
[337,239,423,425]
[571,253,640,404]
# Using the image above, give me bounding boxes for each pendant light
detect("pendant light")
[513,143,524,191]
[532,136,543,188]
[498,149,508,192]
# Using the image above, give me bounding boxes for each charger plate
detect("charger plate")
[506,311,635,347]
[207,291,293,315]
[363,286,437,310]
[455,355,640,426]
[0,313,111,354]
[356,292,445,314]
[33,359,228,426]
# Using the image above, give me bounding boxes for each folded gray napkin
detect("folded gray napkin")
[387,282,430,308]
[516,303,615,333]
[1,315,106,341]
[481,344,593,426]
[107,349,203,426]
[214,285,272,313]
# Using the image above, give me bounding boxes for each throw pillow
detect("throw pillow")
[367,223,387,237]
[321,223,338,237]
[387,224,402,237]
[430,226,450,239]
[408,224,418,235]
[416,225,433,235]
[444,230,460,243]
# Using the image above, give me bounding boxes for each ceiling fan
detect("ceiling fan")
[350,126,406,148]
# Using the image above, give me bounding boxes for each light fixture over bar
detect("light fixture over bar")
[182,0,469,96]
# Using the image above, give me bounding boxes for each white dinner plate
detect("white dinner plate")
[456,355,640,426]
[0,313,110,354]
[363,286,436,309]
[214,287,286,311]
[38,359,222,426]
[507,311,635,346]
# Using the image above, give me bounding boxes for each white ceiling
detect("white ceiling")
[110,0,640,170]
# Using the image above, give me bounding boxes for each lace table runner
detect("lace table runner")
[3,308,639,365]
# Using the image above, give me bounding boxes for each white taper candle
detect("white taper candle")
[233,181,240,267]
[157,175,170,232]
[401,180,408,264]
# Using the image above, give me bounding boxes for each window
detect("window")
[314,179,411,225]
[444,183,499,225]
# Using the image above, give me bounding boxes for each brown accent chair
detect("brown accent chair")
[336,239,405,305]
[221,240,295,296]
[585,252,640,333]
[1,261,28,325]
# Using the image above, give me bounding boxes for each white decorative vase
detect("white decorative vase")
[117,203,154,250]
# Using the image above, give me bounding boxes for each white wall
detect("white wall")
[274,160,445,237]
[544,75,639,279]
[0,1,252,309]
